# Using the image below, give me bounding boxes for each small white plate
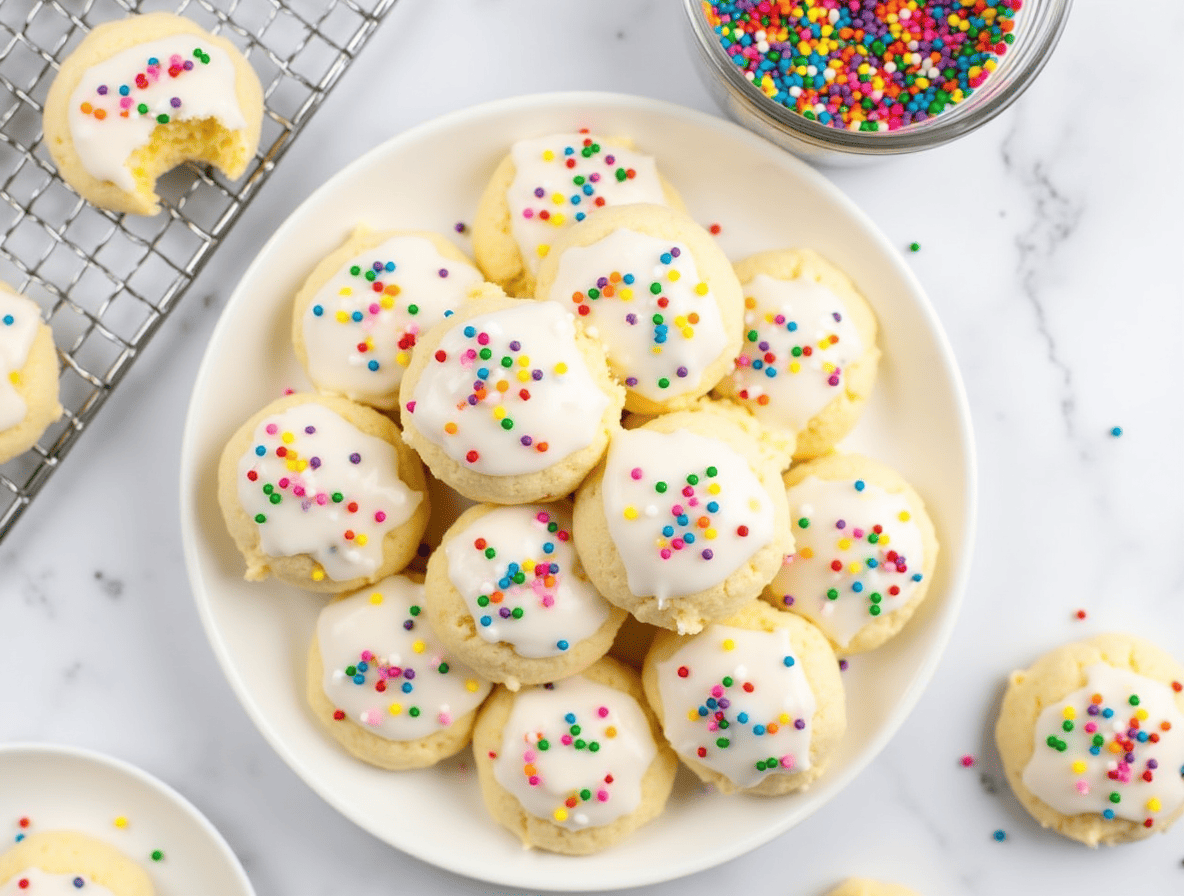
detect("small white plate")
[179,92,976,891]
[0,743,255,895]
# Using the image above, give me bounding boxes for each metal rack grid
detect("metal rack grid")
[0,0,397,542]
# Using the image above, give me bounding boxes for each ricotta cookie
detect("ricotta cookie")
[573,405,791,635]
[217,392,429,592]
[471,655,678,855]
[399,289,624,504]
[0,830,153,896]
[43,12,263,215]
[536,203,744,415]
[292,226,484,411]
[826,880,921,896]
[0,284,61,465]
[307,572,493,769]
[643,600,845,796]
[995,633,1184,846]
[424,501,627,690]
[712,248,879,462]
[764,453,938,655]
[472,131,684,297]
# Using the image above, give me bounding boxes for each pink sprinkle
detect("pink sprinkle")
[852,528,864,539]
[779,755,796,770]
[361,650,374,661]
[828,374,840,386]
[682,485,694,497]
[671,504,685,516]
[960,755,975,768]
[369,303,381,314]
[711,685,724,698]
[405,401,416,413]
[630,467,643,480]
[536,511,550,523]
[438,712,453,727]
[597,789,609,802]
[374,511,386,523]
[523,749,536,762]
[362,710,381,727]
[672,538,685,550]
[477,332,490,346]
[523,209,534,219]
[598,706,609,718]
[541,596,555,608]
[293,485,305,497]
[265,423,279,435]
[316,493,328,505]
[561,735,573,746]
[659,548,672,560]
[1085,722,1097,733]
[278,477,290,489]
[528,775,540,785]
[1076,781,1090,794]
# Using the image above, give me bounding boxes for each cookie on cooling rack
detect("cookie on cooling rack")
[762,452,938,655]
[398,286,624,504]
[292,226,485,411]
[642,600,845,796]
[307,572,493,770]
[43,11,263,215]
[572,403,791,635]
[423,500,627,690]
[217,392,429,593]
[996,633,1184,846]
[711,248,879,463]
[0,830,153,896]
[472,131,684,297]
[535,203,744,416]
[0,282,61,465]
[471,655,678,855]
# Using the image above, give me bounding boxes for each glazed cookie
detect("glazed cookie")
[399,288,624,504]
[643,600,845,796]
[307,572,493,769]
[535,203,744,415]
[471,655,678,855]
[472,131,684,297]
[217,392,429,592]
[573,405,791,635]
[292,226,484,410]
[825,880,920,896]
[424,501,627,689]
[43,11,263,215]
[764,452,938,655]
[712,248,879,462]
[995,633,1184,846]
[0,284,61,464]
[0,830,153,895]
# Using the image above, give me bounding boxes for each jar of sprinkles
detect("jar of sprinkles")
[683,0,1072,163]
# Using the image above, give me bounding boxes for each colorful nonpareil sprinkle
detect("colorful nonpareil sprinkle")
[77,47,208,124]
[466,510,568,633]
[700,0,1022,131]
[1110,426,1123,437]
[993,828,1007,841]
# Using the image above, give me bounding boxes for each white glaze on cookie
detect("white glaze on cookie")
[0,868,116,895]
[770,475,925,648]
[67,35,247,192]
[316,575,491,740]
[490,675,656,830]
[406,302,609,476]
[543,228,729,402]
[445,504,611,658]
[0,291,41,431]
[301,235,482,406]
[723,274,864,431]
[602,428,775,604]
[1021,663,1184,828]
[235,403,422,582]
[506,133,667,277]
[654,623,815,789]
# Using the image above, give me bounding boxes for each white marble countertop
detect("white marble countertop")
[3,1,1183,894]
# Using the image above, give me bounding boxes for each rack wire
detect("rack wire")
[0,0,397,542]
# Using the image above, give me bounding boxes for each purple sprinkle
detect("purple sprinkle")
[833,312,843,322]
[170,96,181,108]
[783,594,795,607]
[757,341,770,352]
[467,394,479,406]
[305,425,316,434]
[438,268,448,278]
[670,246,681,258]
[533,187,545,198]
[676,366,688,378]
[625,376,638,386]
[625,313,638,325]
[309,457,321,469]
[1088,704,1100,716]
[372,261,383,272]
[835,519,846,529]
[589,172,600,183]
[509,340,521,351]
[839,659,849,671]
[596,276,609,288]
[701,549,713,560]
[455,222,465,233]
[403,620,414,630]
[404,669,415,680]
[718,698,730,710]
[604,154,615,164]
[794,719,806,730]
[531,369,543,381]
[499,607,512,618]
[1149,759,1160,769]
[520,435,533,446]
[349,453,361,464]
[1126,752,1136,763]
[97,85,108,95]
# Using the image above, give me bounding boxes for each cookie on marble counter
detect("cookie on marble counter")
[0,830,153,895]
[471,655,678,855]
[642,600,845,796]
[472,132,685,297]
[291,226,485,411]
[763,452,938,655]
[217,392,429,593]
[535,203,744,415]
[712,248,879,463]
[306,572,493,770]
[995,633,1184,846]
[573,404,791,635]
[0,283,61,465]
[423,500,627,690]
[43,11,263,215]
[398,287,624,505]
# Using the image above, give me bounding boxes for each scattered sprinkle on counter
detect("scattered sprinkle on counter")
[909,241,921,252]
[700,0,1022,131]
[993,828,1007,841]
[960,753,975,768]
[1074,609,1087,621]
[1110,426,1123,437]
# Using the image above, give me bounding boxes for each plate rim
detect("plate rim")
[179,89,978,890]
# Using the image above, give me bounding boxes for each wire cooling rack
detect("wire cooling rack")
[0,0,397,541]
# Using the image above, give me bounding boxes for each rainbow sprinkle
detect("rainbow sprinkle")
[78,47,209,124]
[700,0,1022,131]
[621,462,746,564]
[516,705,618,822]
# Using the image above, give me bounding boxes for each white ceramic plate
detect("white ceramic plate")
[0,743,255,895]
[179,92,976,891]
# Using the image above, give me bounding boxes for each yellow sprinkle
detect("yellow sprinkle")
[848,562,861,575]
[285,459,301,472]
[311,567,325,582]
[704,528,717,540]
[413,640,426,654]
[623,506,639,520]
[554,361,568,375]
[396,351,410,367]
[778,712,790,725]
[553,809,568,822]
[789,361,801,374]
[8,371,20,386]
[517,370,530,382]
[620,287,633,301]
[493,406,507,420]
[687,709,699,722]
[465,680,479,692]
[1062,706,1076,720]
[355,534,368,547]
[695,282,709,295]
[380,296,394,310]
[336,310,350,323]
[388,703,402,715]
[542,149,554,161]
[536,244,550,258]
[551,192,565,205]
[674,315,688,328]
[1149,798,1162,813]
[799,547,814,559]
[898,511,911,522]
[369,592,384,605]
[518,355,531,367]
[748,498,762,512]
[605,726,617,738]
[550,214,565,227]
[1071,760,1087,774]
[722,638,736,651]
[1136,708,1149,721]
[281,430,295,444]
[651,346,662,355]
[879,534,890,546]
[113,816,128,829]
[708,483,721,495]
[338,287,352,297]
[681,327,694,339]
[668,269,681,282]
[523,558,536,571]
